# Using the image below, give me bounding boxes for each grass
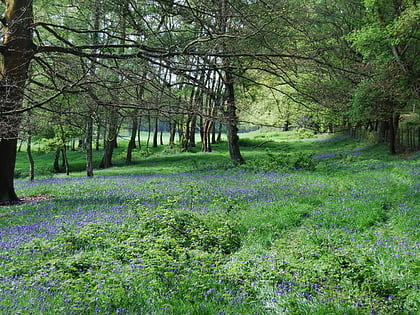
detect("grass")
[1,130,419,314]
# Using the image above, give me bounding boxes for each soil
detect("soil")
[0,194,51,206]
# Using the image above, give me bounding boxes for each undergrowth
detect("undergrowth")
[2,133,419,314]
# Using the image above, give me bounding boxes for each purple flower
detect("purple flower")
[204,288,217,296]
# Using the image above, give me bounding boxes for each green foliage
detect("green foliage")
[243,151,317,172]
[129,203,242,255]
[349,24,393,62]
[2,203,248,314]
[294,128,315,139]
[348,0,419,124]
[4,131,419,314]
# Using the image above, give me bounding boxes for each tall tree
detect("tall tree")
[349,0,419,152]
[0,0,34,203]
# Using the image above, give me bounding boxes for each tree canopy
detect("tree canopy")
[0,0,418,202]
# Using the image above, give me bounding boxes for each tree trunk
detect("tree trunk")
[0,0,34,203]
[211,123,216,144]
[181,116,191,151]
[99,139,115,168]
[86,114,94,177]
[389,113,400,154]
[168,120,176,148]
[99,107,118,168]
[224,68,245,164]
[178,122,183,144]
[0,139,19,203]
[217,123,222,143]
[377,120,388,143]
[26,136,34,181]
[153,116,159,148]
[112,133,118,149]
[95,123,101,151]
[201,120,214,152]
[146,114,151,148]
[53,149,61,173]
[126,116,138,164]
[226,121,244,164]
[62,146,70,175]
[189,115,196,147]
[137,116,142,149]
[217,0,244,164]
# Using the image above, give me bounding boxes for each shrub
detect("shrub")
[293,152,317,170]
[243,152,317,172]
[131,204,242,255]
[295,128,315,139]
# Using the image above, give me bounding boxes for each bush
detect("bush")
[243,152,317,172]
[2,203,246,314]
[294,128,315,139]
[293,152,317,170]
[131,204,242,255]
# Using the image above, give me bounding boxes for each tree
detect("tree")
[2,0,415,203]
[0,0,300,201]
[0,0,34,203]
[349,0,419,152]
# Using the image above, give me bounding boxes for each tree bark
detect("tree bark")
[99,137,115,168]
[146,113,151,148]
[168,120,176,148]
[99,107,118,168]
[217,122,222,143]
[181,116,191,151]
[53,148,60,173]
[211,123,216,144]
[153,116,159,148]
[0,0,34,203]
[95,123,101,151]
[137,116,142,149]
[389,113,400,154]
[377,120,388,143]
[224,68,245,164]
[62,146,70,175]
[126,115,138,164]
[189,115,196,147]
[201,119,214,152]
[26,136,34,181]
[86,113,94,177]
[0,139,19,203]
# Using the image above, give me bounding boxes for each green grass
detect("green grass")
[2,130,419,314]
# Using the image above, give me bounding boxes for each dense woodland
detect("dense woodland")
[1,0,419,202]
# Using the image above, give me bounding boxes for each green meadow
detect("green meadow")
[1,131,419,314]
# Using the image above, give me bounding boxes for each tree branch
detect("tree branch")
[2,73,88,115]
[34,22,139,45]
